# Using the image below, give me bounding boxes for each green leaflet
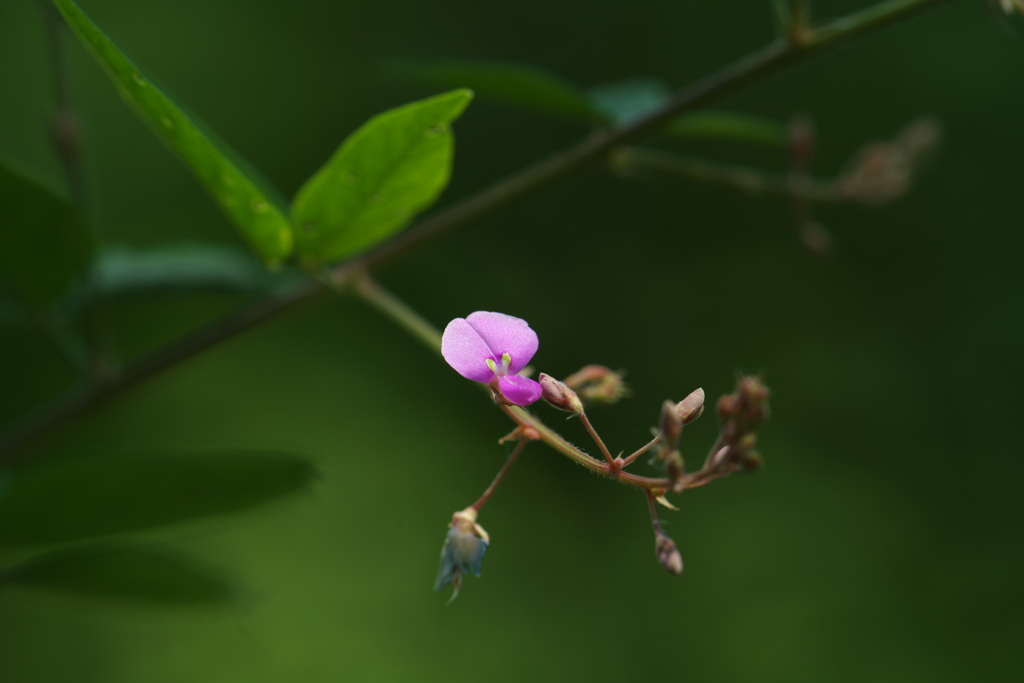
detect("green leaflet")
[0,449,317,547]
[390,60,603,123]
[1,542,237,607]
[52,0,293,266]
[292,89,473,267]
[0,164,92,306]
[92,243,294,300]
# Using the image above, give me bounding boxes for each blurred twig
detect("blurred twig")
[0,0,960,464]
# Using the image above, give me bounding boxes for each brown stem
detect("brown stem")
[620,432,662,469]
[579,412,616,468]
[646,489,664,534]
[471,438,528,511]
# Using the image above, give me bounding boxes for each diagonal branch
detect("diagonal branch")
[0,0,958,464]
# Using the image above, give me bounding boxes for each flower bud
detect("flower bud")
[675,387,705,425]
[664,450,685,484]
[539,373,584,414]
[655,532,683,576]
[660,400,682,449]
[717,394,738,421]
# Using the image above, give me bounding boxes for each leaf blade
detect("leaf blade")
[0,164,92,306]
[391,60,604,124]
[52,0,293,265]
[0,449,317,547]
[1,542,237,607]
[292,89,473,266]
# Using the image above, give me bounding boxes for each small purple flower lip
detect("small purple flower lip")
[441,311,542,406]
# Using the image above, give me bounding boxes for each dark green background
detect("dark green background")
[1,0,1022,681]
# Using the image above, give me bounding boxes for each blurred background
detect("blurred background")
[1,0,1022,681]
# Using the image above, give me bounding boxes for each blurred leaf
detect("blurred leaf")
[52,0,293,266]
[1,542,236,607]
[665,111,788,147]
[92,243,297,300]
[390,60,604,124]
[587,77,673,125]
[292,89,473,267]
[0,164,92,306]
[0,449,318,547]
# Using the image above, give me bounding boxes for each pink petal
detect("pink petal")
[441,318,497,382]
[465,311,538,374]
[498,375,543,406]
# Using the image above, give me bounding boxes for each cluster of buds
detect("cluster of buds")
[836,119,941,207]
[561,365,628,407]
[705,375,771,476]
[436,311,770,597]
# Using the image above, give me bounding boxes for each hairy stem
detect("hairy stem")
[0,0,958,464]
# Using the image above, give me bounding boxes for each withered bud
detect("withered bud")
[836,119,941,207]
[655,532,683,576]
[539,373,583,414]
[660,400,682,449]
[563,365,628,406]
[675,387,705,425]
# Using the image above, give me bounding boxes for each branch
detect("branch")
[0,0,958,464]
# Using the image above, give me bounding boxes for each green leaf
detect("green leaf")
[587,77,673,126]
[389,61,604,124]
[0,164,92,306]
[52,0,293,266]
[664,111,788,147]
[92,243,295,300]
[1,542,236,607]
[292,89,474,266]
[0,449,317,547]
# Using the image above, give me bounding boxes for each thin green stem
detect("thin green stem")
[42,1,118,382]
[612,148,842,202]
[351,272,443,353]
[472,438,527,511]
[0,0,959,465]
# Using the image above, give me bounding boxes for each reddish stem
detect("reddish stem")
[471,438,528,511]
[579,412,617,469]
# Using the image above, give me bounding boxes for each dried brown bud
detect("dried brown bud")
[655,532,683,576]
[675,387,705,425]
[539,373,583,414]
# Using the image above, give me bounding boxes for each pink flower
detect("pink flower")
[441,311,542,406]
